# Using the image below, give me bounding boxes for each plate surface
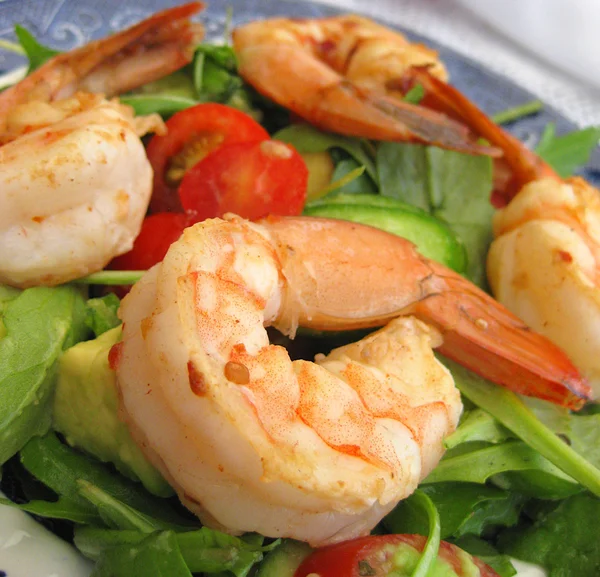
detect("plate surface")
[1,0,597,183]
[0,0,594,574]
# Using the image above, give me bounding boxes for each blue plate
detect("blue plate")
[0,0,597,184]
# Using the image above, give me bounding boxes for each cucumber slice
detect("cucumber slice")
[303,202,467,273]
[307,192,424,214]
[256,539,313,577]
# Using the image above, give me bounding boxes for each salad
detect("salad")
[1,2,600,577]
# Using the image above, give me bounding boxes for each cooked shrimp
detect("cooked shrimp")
[232,16,499,156]
[0,3,205,287]
[0,2,204,135]
[0,95,161,288]
[113,215,589,545]
[405,69,600,397]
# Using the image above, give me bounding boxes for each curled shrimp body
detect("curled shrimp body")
[0,3,204,287]
[404,69,600,398]
[0,96,156,287]
[232,17,498,157]
[114,215,589,545]
[488,178,600,396]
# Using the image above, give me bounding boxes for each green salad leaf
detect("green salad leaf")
[498,493,600,577]
[384,483,522,541]
[14,25,59,72]
[85,294,121,337]
[0,286,87,465]
[18,433,190,528]
[535,124,600,178]
[443,358,600,498]
[376,143,494,286]
[451,536,516,577]
[76,527,268,577]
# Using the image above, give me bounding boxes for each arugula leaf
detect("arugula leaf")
[535,123,600,178]
[0,494,99,524]
[14,25,59,72]
[85,293,121,337]
[92,531,193,577]
[443,357,600,498]
[75,527,269,576]
[274,123,378,182]
[329,158,377,194]
[19,433,190,528]
[0,286,87,465]
[499,493,600,577]
[444,409,513,449]
[119,94,198,117]
[377,143,494,286]
[384,483,522,540]
[451,536,516,577]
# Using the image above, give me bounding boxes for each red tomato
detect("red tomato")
[295,535,501,577]
[145,103,269,213]
[110,212,196,271]
[178,139,308,221]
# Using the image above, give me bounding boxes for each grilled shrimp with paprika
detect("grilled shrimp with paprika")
[113,214,589,547]
[0,3,204,287]
[406,68,600,397]
[232,16,498,156]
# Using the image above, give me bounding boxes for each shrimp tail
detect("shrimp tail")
[262,215,591,410]
[0,2,204,126]
[412,261,591,410]
[234,41,499,157]
[400,67,557,200]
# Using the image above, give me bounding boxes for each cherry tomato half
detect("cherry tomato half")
[178,139,308,221]
[295,535,501,577]
[110,212,197,271]
[146,103,269,213]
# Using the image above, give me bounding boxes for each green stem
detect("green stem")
[318,165,366,197]
[0,39,25,54]
[444,357,600,497]
[492,100,543,125]
[411,490,441,577]
[73,270,145,285]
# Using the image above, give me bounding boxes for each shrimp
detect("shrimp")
[405,68,600,397]
[0,3,204,287]
[232,16,499,157]
[113,215,589,545]
[0,2,204,134]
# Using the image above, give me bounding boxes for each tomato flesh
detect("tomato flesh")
[145,103,269,213]
[294,535,501,577]
[110,212,196,271]
[178,139,308,221]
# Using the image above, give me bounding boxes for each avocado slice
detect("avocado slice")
[53,326,172,497]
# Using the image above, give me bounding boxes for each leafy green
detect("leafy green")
[403,84,425,105]
[76,527,268,577]
[444,409,513,449]
[92,531,193,577]
[409,490,441,577]
[120,94,198,117]
[14,25,59,72]
[274,123,378,181]
[491,100,543,125]
[451,536,516,577]
[385,483,522,540]
[0,286,87,465]
[376,143,494,286]
[192,44,256,116]
[75,270,144,286]
[19,433,190,528]
[85,294,121,337]
[330,158,377,194]
[443,357,600,497]
[535,123,600,178]
[499,493,600,577]
[0,494,99,524]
